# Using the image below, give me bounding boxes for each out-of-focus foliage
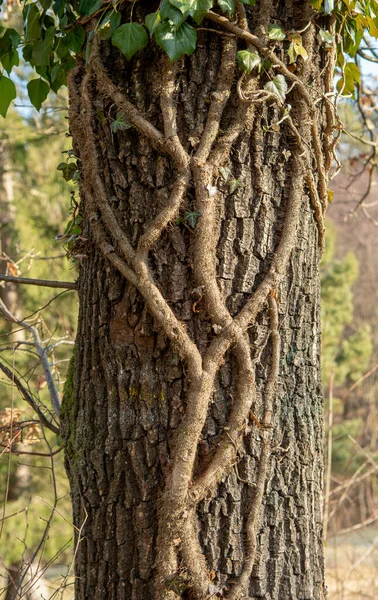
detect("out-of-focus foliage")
[321,222,372,388]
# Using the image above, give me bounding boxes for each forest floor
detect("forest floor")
[326,526,378,599]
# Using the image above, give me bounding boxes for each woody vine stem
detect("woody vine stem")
[68,4,334,598]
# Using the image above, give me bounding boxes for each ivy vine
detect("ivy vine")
[0,0,377,116]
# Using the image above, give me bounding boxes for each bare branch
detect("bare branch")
[0,274,77,290]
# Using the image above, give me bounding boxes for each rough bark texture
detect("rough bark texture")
[61,2,326,598]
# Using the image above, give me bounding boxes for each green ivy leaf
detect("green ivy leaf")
[264,74,288,103]
[25,4,41,42]
[319,29,334,44]
[268,24,286,41]
[0,75,16,117]
[111,23,149,61]
[336,61,360,96]
[97,12,121,40]
[65,26,85,52]
[32,39,52,66]
[189,0,214,24]
[57,161,77,181]
[236,49,261,74]
[169,0,196,13]
[27,77,50,111]
[145,12,161,36]
[155,21,197,61]
[1,49,19,74]
[217,0,235,16]
[78,0,102,16]
[111,111,132,132]
[161,0,189,28]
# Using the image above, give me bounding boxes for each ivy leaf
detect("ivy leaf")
[111,23,148,61]
[65,26,85,52]
[25,4,41,42]
[169,0,196,13]
[268,24,286,41]
[57,161,77,181]
[78,0,102,16]
[155,21,197,61]
[111,111,132,132]
[183,210,201,227]
[336,61,360,96]
[160,0,189,28]
[264,74,288,103]
[217,0,235,16]
[190,0,214,24]
[287,34,308,63]
[237,50,261,74]
[1,49,19,74]
[32,40,52,66]
[27,77,50,111]
[98,11,121,40]
[319,29,334,44]
[0,75,16,118]
[145,12,161,36]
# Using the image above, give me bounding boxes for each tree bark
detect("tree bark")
[61,2,329,598]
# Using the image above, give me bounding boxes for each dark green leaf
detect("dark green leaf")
[268,24,286,41]
[1,49,19,74]
[189,0,214,23]
[183,210,201,227]
[78,0,102,16]
[155,21,197,60]
[98,12,121,40]
[32,40,51,66]
[65,26,85,53]
[236,49,261,73]
[111,111,132,132]
[0,75,16,117]
[27,77,50,111]
[160,0,188,28]
[169,0,196,12]
[264,74,288,103]
[57,161,77,181]
[145,12,161,36]
[217,0,235,15]
[85,30,94,65]
[111,23,148,61]
[25,4,41,42]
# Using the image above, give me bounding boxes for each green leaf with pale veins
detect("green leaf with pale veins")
[217,0,235,16]
[155,21,197,61]
[0,75,16,117]
[264,74,288,103]
[268,24,286,41]
[111,23,148,61]
[237,50,261,74]
[27,77,50,111]
[169,0,196,13]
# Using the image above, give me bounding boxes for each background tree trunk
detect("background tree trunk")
[62,2,326,598]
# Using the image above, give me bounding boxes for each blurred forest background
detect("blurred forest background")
[1,5,378,600]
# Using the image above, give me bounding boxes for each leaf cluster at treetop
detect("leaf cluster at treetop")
[0,0,377,117]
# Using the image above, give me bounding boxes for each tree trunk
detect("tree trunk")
[61,2,331,598]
